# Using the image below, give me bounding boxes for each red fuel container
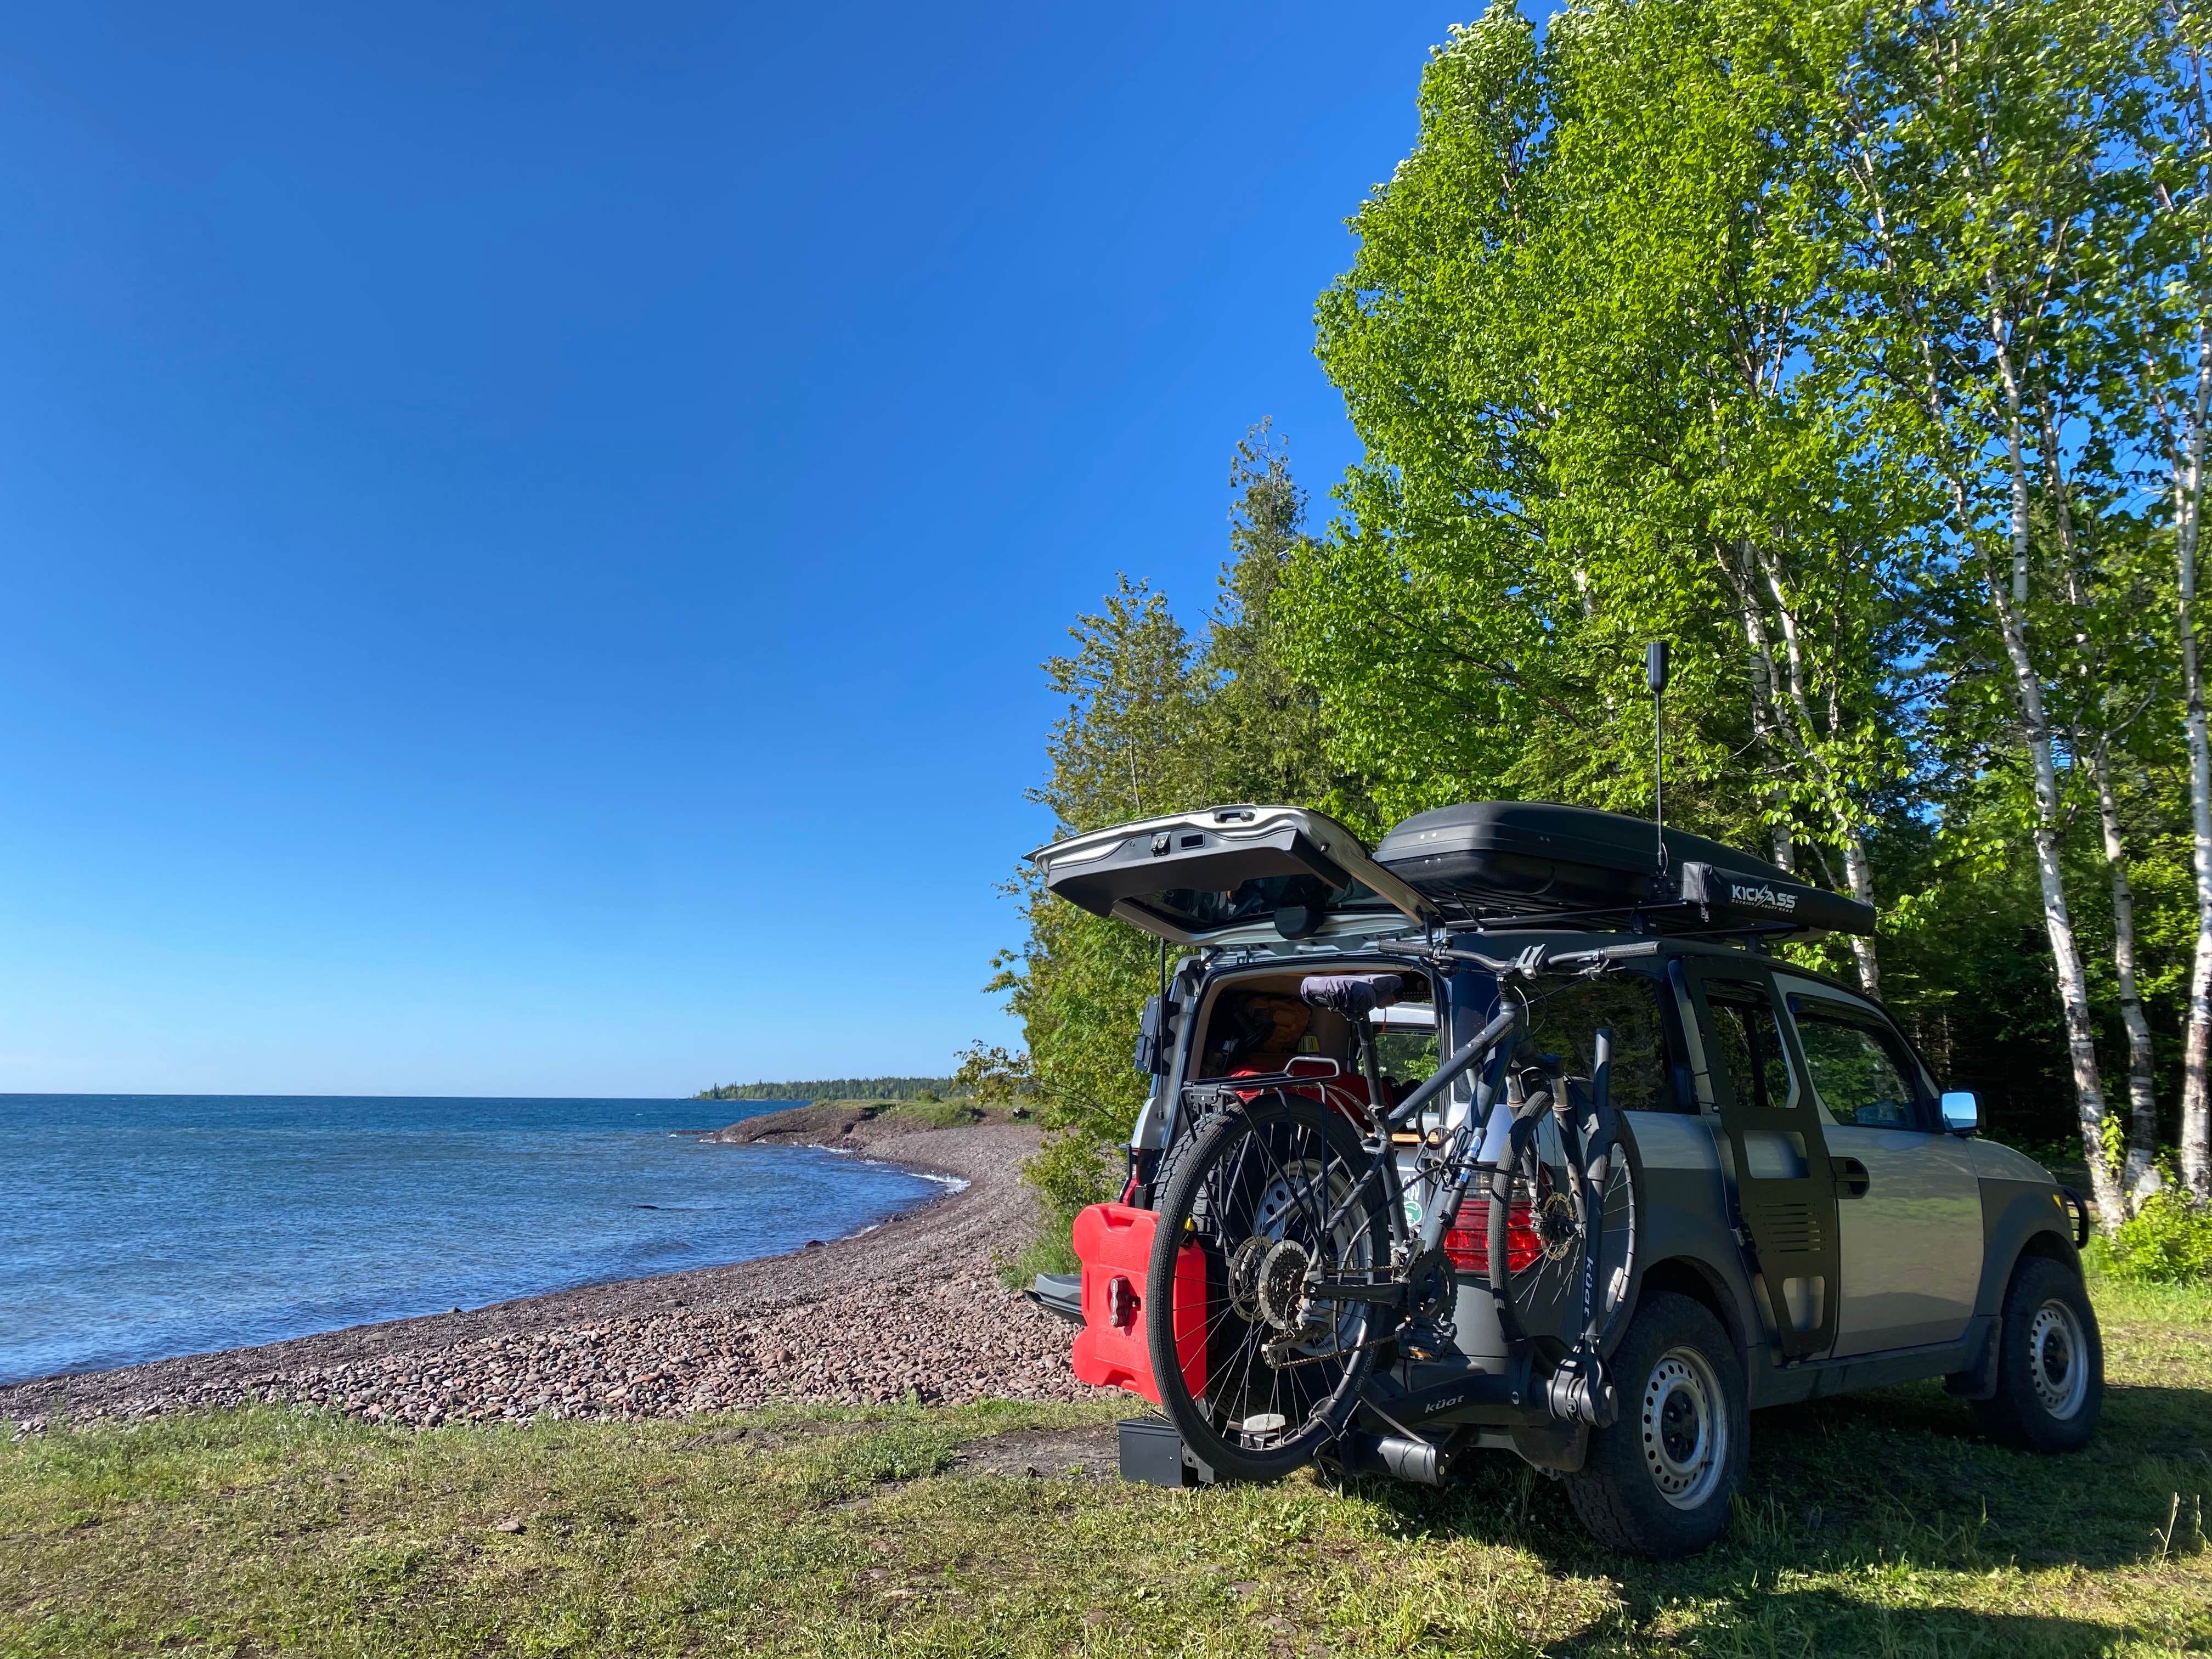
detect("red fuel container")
[1069,1203,1208,1404]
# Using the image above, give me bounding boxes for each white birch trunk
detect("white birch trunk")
[2174,325,2212,1202]
[1987,569,2128,1228]
[1837,835,1882,999]
[1753,545,1882,995]
[2037,394,2159,1209]
[1983,319,2127,1224]
[2092,742,2162,1207]
[1719,545,1798,875]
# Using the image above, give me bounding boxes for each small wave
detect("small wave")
[810,1142,968,1193]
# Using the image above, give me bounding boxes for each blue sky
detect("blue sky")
[0,4,1466,1096]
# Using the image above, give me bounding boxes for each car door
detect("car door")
[1681,962,1842,1360]
[1031,804,1437,944]
[1775,975,1982,1356]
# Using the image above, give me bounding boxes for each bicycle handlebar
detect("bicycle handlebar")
[1379,938,1660,977]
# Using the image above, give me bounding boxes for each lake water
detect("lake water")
[0,1094,943,1384]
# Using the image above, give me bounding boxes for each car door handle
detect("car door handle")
[1831,1156,1870,1198]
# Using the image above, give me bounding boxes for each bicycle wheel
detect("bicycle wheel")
[1145,1091,1392,1482]
[1482,1107,1639,1355]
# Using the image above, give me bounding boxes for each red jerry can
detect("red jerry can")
[1068,1203,1208,1404]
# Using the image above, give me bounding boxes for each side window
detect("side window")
[1703,979,1798,1114]
[1373,1013,1440,1085]
[1791,998,1928,1130]
[1520,974,1674,1112]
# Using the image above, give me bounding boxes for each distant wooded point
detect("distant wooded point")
[693,1076,962,1102]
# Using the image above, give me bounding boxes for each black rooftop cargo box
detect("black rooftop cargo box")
[1373,800,1876,938]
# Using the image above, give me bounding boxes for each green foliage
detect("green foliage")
[879,1097,983,1130]
[992,1,2212,1218]
[990,430,1369,1239]
[1277,0,2212,1159]
[1291,0,1923,897]
[970,892,1156,1232]
[2106,1189,2212,1285]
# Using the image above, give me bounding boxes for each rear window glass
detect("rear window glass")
[1704,981,1800,1114]
[1517,974,1673,1113]
[1196,970,1435,1081]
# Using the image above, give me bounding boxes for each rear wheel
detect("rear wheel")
[1975,1255,2102,1452]
[1565,1291,1747,1558]
[1146,1093,1392,1483]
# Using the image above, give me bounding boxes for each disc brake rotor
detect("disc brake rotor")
[1536,1189,1579,1262]
[1227,1235,1269,1322]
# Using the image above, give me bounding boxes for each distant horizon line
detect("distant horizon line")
[0,1089,823,1102]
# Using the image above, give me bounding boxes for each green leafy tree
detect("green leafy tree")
[2108,2,2212,1199]
[1289,0,1926,997]
[1196,424,1379,825]
[984,435,1369,1250]
[1794,0,2174,1222]
[989,2,2212,1244]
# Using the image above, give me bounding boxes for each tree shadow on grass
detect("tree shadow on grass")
[1737,1379,2212,1571]
[1559,1592,2151,1658]
[1349,1377,2212,1649]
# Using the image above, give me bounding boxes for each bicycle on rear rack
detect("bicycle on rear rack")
[1141,939,1646,1485]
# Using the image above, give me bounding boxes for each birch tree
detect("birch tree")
[2123,3,2212,1199]
[2039,417,2170,1205]
[1804,0,2164,1223]
[1290,0,1922,985]
[1539,0,1923,995]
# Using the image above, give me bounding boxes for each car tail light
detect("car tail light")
[1443,1199,1541,1276]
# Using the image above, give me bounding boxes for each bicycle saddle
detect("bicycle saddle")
[1298,973,1403,1017]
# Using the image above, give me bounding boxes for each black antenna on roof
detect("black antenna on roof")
[1646,641,1671,885]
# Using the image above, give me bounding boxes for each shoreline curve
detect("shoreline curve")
[1,1108,1097,1432]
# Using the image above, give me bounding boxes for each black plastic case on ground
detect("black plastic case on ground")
[1117,1418,1214,1487]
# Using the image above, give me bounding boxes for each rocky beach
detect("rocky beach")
[0,1105,1099,1433]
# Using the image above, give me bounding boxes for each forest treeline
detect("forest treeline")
[972,0,2212,1244]
[693,1077,959,1102]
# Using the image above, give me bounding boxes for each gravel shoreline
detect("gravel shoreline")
[1,1109,1099,1434]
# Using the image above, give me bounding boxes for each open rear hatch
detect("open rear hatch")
[1031,804,1437,944]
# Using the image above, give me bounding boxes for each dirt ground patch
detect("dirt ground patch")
[947,1421,1120,1480]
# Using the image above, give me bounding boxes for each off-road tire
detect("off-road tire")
[1974,1255,2102,1452]
[1565,1291,1747,1559]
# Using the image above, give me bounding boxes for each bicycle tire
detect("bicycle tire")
[1484,1105,1640,1357]
[1145,1091,1392,1482]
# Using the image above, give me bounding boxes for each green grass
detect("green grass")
[4,1278,2209,1657]
[802,1098,992,1130]
[877,1097,987,1130]
[1002,1223,1082,1289]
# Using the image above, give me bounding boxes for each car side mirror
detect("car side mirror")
[1940,1090,1980,1135]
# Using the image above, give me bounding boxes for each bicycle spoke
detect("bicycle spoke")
[1149,1095,1396,1474]
[1240,1111,1332,1249]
